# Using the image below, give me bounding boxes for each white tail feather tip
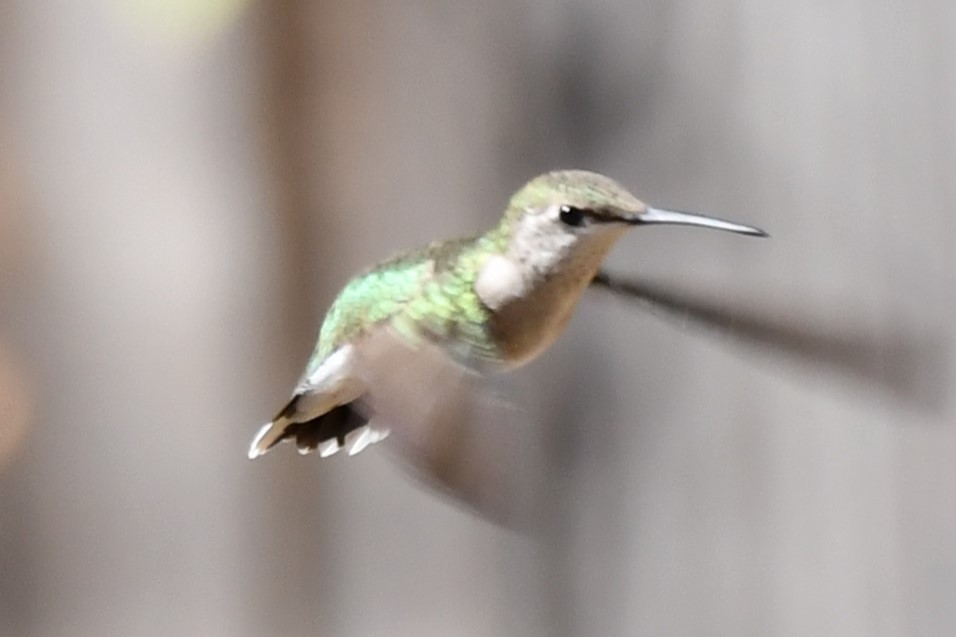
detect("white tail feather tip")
[346,427,373,456]
[318,439,341,458]
[248,422,274,460]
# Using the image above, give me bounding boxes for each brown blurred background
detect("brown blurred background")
[1,1,954,635]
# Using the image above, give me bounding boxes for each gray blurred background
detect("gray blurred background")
[1,1,954,635]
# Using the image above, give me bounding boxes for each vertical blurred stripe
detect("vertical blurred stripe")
[0,140,33,471]
[0,344,31,471]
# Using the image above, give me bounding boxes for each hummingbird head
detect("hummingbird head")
[505,170,767,238]
[491,170,766,285]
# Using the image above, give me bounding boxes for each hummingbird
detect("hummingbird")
[248,170,766,462]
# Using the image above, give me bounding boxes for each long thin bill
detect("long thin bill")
[634,207,768,237]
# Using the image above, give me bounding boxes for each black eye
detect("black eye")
[559,205,587,227]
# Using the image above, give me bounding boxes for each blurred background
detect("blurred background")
[1,1,954,635]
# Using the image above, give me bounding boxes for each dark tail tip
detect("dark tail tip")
[280,402,369,456]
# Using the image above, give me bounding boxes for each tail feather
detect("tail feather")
[287,403,368,454]
[247,401,369,459]
[246,396,300,459]
[247,419,285,459]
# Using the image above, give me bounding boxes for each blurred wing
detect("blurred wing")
[591,270,947,411]
[350,326,541,529]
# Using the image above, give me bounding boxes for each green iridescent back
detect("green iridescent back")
[303,233,505,379]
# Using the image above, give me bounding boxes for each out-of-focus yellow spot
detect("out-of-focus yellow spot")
[0,342,32,471]
[108,0,251,47]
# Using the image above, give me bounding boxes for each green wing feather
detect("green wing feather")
[303,235,504,381]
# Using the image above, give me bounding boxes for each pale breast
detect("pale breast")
[490,280,584,367]
[475,215,626,368]
[487,246,611,367]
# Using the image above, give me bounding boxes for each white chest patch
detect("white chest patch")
[475,255,524,310]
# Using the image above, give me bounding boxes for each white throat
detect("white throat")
[475,206,619,311]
